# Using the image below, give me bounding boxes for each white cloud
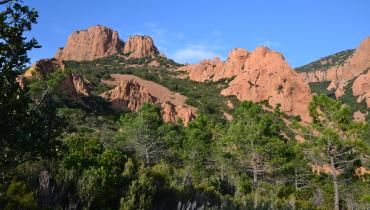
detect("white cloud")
[144,22,157,28]
[172,44,221,64]
[261,40,281,47]
[212,30,223,36]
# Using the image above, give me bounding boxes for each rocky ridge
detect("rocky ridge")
[55,25,124,61]
[179,46,313,122]
[101,79,196,125]
[298,37,370,104]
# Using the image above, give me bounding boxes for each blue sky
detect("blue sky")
[26,0,370,67]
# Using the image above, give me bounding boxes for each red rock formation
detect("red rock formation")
[299,70,328,83]
[101,80,158,111]
[178,48,248,82]
[180,46,312,122]
[59,73,93,104]
[326,36,370,94]
[353,111,367,122]
[24,58,64,78]
[148,60,161,67]
[101,80,195,125]
[123,35,159,59]
[352,70,370,107]
[299,37,370,101]
[55,25,124,61]
[221,47,312,122]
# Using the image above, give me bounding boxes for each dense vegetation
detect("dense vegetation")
[64,55,239,118]
[1,1,370,210]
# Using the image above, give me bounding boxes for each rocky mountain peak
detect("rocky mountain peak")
[123,35,159,58]
[178,46,312,122]
[54,25,124,61]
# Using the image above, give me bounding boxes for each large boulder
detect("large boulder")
[55,25,124,61]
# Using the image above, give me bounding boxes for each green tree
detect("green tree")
[62,134,126,208]
[182,114,221,183]
[0,0,63,178]
[303,95,369,210]
[117,103,170,166]
[221,102,293,208]
[0,180,37,210]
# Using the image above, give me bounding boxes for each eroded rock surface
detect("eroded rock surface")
[55,25,124,61]
[180,46,312,122]
[101,77,196,125]
[352,70,370,107]
[123,35,159,59]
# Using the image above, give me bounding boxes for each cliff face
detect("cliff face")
[178,48,248,82]
[55,25,124,61]
[326,37,370,92]
[24,58,64,78]
[352,70,370,107]
[58,72,93,105]
[298,37,370,101]
[101,79,195,126]
[179,46,313,122]
[123,35,159,58]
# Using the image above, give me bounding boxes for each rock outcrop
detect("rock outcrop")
[326,36,370,95]
[101,79,195,125]
[178,48,248,82]
[58,73,93,104]
[55,25,124,61]
[180,46,312,122]
[299,70,328,83]
[221,47,312,122]
[352,70,370,107]
[298,37,370,99]
[24,58,64,78]
[353,111,367,122]
[123,35,159,59]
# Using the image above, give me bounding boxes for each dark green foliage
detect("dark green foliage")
[309,79,370,122]
[0,0,63,181]
[0,180,37,210]
[64,56,239,120]
[1,2,369,208]
[309,81,335,97]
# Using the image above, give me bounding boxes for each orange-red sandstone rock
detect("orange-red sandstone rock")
[352,70,370,108]
[326,37,370,94]
[58,73,92,105]
[101,79,195,125]
[178,48,249,82]
[180,46,312,122]
[123,35,159,59]
[55,25,124,61]
[353,111,366,122]
[101,80,157,111]
[24,58,64,78]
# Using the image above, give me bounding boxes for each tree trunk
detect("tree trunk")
[145,149,149,166]
[330,156,340,210]
[294,168,298,191]
[252,153,258,209]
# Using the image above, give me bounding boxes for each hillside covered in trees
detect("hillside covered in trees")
[1,1,370,210]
